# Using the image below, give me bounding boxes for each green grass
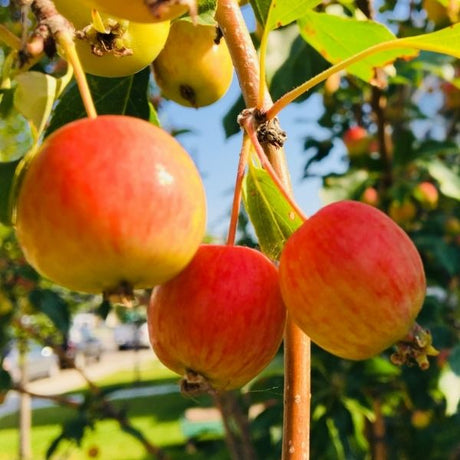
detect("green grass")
[0,359,229,460]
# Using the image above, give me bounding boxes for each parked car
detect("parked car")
[2,341,60,382]
[113,322,150,350]
[65,326,104,368]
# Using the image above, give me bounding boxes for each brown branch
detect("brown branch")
[13,384,80,409]
[212,391,257,460]
[215,2,312,459]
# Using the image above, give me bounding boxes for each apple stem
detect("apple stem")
[265,38,416,121]
[56,33,97,119]
[216,2,312,460]
[30,0,97,119]
[226,135,251,246]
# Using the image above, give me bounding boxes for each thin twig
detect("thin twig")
[226,135,251,246]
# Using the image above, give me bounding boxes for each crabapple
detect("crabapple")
[152,20,233,108]
[148,244,286,391]
[15,115,206,295]
[279,201,426,360]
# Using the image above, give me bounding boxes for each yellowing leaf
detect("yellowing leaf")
[13,71,58,139]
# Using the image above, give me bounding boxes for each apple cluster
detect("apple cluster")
[13,112,428,393]
[52,0,234,107]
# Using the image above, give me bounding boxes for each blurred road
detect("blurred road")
[0,348,159,420]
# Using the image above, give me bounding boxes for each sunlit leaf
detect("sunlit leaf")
[265,0,322,31]
[13,72,57,138]
[399,23,460,59]
[242,161,303,260]
[298,12,417,83]
[421,158,460,200]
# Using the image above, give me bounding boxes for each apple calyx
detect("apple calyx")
[180,369,214,396]
[77,17,133,58]
[391,323,439,370]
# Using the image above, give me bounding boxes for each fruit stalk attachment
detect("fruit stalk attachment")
[30,0,97,118]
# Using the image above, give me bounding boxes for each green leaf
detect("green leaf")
[399,23,460,59]
[250,0,272,27]
[298,12,418,83]
[420,158,460,200]
[46,67,152,136]
[252,0,322,29]
[13,71,58,138]
[0,159,21,226]
[267,25,330,101]
[28,289,71,336]
[242,162,303,260]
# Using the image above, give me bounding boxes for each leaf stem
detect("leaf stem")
[30,0,97,119]
[226,135,251,246]
[265,38,418,120]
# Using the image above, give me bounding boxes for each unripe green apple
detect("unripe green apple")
[80,0,189,23]
[54,0,170,77]
[152,20,233,108]
[279,201,426,360]
[148,244,286,391]
[15,115,206,294]
[413,181,439,209]
[343,126,371,157]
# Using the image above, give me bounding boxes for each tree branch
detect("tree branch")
[215,2,312,459]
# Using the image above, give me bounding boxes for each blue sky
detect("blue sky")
[159,78,346,239]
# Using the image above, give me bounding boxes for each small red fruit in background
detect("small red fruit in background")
[413,181,439,209]
[15,115,206,295]
[360,186,379,207]
[279,201,426,360]
[148,244,286,392]
[343,126,371,157]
